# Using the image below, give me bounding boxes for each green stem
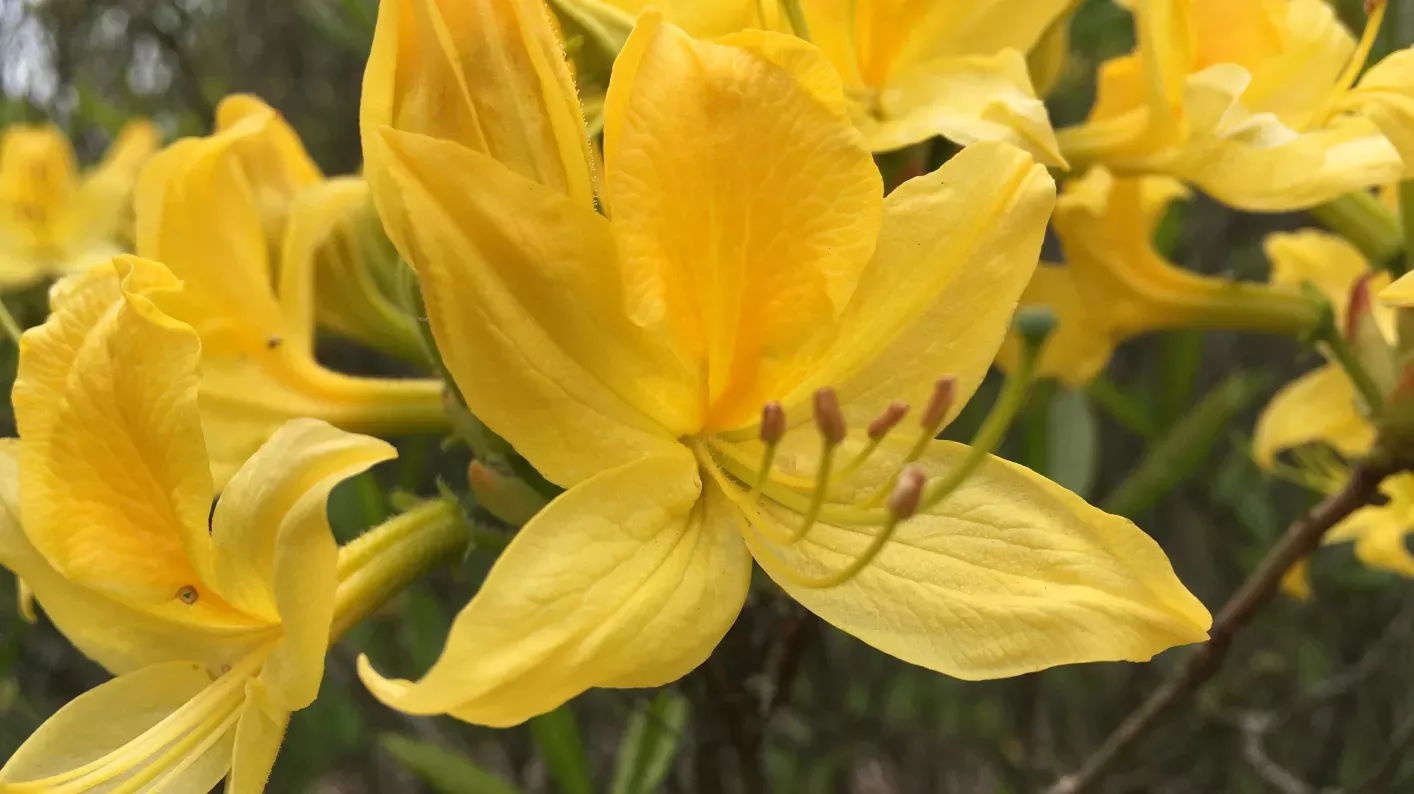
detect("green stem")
[1086,377,1159,440]
[779,0,811,40]
[331,499,470,640]
[1400,181,1414,278]
[0,298,23,345]
[1319,319,1386,418]
[1311,191,1402,271]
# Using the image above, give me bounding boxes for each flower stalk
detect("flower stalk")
[332,498,471,640]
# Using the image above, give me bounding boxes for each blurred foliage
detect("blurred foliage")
[4,0,1414,792]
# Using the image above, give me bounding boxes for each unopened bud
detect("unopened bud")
[759,401,786,444]
[1345,273,1376,342]
[921,376,957,430]
[887,467,927,520]
[813,388,847,445]
[1013,306,1057,349]
[867,401,909,440]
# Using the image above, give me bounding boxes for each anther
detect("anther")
[834,400,911,484]
[920,376,957,432]
[862,375,955,508]
[813,388,846,445]
[868,401,909,441]
[887,466,927,520]
[760,401,786,445]
[177,586,199,605]
[751,401,786,500]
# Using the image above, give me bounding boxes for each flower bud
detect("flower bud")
[363,0,594,206]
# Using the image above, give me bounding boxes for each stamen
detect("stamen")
[750,401,786,500]
[813,388,846,446]
[834,400,909,484]
[868,401,910,440]
[1332,0,1387,101]
[864,376,955,507]
[783,389,847,545]
[777,467,927,590]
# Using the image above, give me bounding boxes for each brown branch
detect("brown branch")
[1047,453,1402,794]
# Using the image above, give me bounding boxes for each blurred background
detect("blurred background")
[4,0,1414,792]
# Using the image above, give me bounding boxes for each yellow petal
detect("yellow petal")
[1280,558,1313,601]
[1170,66,1401,211]
[0,661,235,791]
[0,438,256,674]
[211,419,395,710]
[1342,48,1414,180]
[603,18,883,430]
[228,678,290,794]
[1252,364,1374,469]
[359,446,752,727]
[0,123,78,218]
[730,438,1211,678]
[368,128,691,486]
[362,0,593,204]
[570,0,768,38]
[13,257,226,615]
[285,177,425,363]
[762,141,1053,435]
[1264,229,1393,338]
[1380,268,1414,306]
[214,96,324,239]
[1351,517,1414,578]
[276,177,374,357]
[74,118,161,245]
[135,114,285,356]
[995,264,1118,386]
[862,50,1065,166]
[804,0,1074,87]
[1238,0,1352,126]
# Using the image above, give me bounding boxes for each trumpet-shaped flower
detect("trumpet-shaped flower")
[996,168,1324,385]
[128,95,447,487]
[0,120,158,289]
[358,4,1210,728]
[1249,229,1414,595]
[1057,0,1410,211]
[0,255,398,792]
[551,0,1070,165]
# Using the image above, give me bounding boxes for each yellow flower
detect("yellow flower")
[1247,229,1414,596]
[552,0,1070,165]
[996,167,1323,385]
[128,95,447,487]
[0,255,397,792]
[1253,230,1390,470]
[1057,0,1408,211]
[358,5,1211,727]
[0,120,158,289]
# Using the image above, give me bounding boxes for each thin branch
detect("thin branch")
[1237,712,1314,794]
[1047,454,1403,794]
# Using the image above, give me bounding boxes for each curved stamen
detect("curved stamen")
[784,389,847,545]
[751,401,786,501]
[863,376,955,507]
[833,400,909,484]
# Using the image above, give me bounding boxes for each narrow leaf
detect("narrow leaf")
[609,692,690,794]
[380,733,523,794]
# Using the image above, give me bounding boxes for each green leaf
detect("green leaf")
[529,705,595,794]
[1046,386,1099,501]
[1101,373,1268,518]
[609,692,690,794]
[380,733,523,794]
